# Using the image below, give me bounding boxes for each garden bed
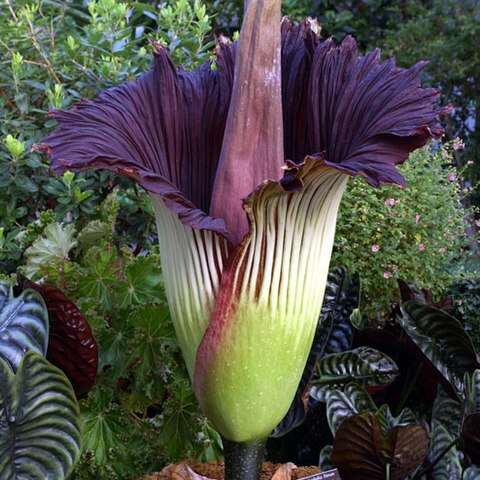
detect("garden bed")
[140,460,322,479]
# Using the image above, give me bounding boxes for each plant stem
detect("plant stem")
[222,438,266,480]
[386,463,391,480]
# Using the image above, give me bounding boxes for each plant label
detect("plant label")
[299,469,341,480]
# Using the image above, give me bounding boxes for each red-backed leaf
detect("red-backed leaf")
[21,278,98,398]
[331,412,429,480]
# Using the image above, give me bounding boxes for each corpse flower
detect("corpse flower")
[35,0,446,477]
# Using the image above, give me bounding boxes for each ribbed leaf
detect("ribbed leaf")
[325,383,376,434]
[399,301,478,398]
[0,282,48,371]
[321,266,360,355]
[0,351,81,479]
[429,420,462,480]
[272,266,359,437]
[21,279,98,399]
[331,412,429,480]
[312,346,398,402]
[432,386,462,438]
[462,413,480,464]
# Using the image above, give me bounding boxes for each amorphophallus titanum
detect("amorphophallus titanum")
[35,0,447,477]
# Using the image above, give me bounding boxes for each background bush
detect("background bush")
[331,141,477,318]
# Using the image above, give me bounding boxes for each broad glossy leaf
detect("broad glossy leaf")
[399,301,479,398]
[331,412,429,480]
[22,279,98,398]
[0,282,48,371]
[431,386,462,437]
[0,351,81,478]
[429,420,462,480]
[272,267,359,437]
[462,413,480,464]
[325,383,376,434]
[312,347,398,401]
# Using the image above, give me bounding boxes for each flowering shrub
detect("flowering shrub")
[332,140,476,317]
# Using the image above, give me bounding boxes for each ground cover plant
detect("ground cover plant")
[0,0,479,479]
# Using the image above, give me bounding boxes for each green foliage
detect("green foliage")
[0,351,82,480]
[0,0,215,275]
[21,195,219,479]
[332,142,476,318]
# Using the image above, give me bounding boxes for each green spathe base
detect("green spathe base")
[223,438,266,480]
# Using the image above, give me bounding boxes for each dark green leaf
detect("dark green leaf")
[399,301,479,398]
[431,386,462,438]
[0,352,81,478]
[0,281,48,371]
[325,383,376,434]
[429,420,462,480]
[312,346,398,402]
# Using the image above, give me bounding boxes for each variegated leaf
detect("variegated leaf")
[0,282,48,371]
[312,346,398,401]
[430,420,462,480]
[0,351,81,479]
[325,383,376,434]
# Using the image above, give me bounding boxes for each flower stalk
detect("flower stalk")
[223,438,266,480]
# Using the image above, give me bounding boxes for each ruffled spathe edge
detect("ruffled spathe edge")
[34,42,234,239]
[281,18,449,188]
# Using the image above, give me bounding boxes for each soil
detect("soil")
[140,460,322,480]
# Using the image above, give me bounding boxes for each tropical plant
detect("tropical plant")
[34,0,447,476]
[298,286,480,480]
[0,280,83,479]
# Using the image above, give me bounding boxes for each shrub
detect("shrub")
[331,140,476,318]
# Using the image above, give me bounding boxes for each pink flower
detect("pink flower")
[418,243,425,251]
[476,220,480,228]
[415,214,421,223]
[371,245,380,252]
[449,172,457,182]
[453,137,465,151]
[383,272,392,279]
[384,198,395,206]
[439,247,446,254]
